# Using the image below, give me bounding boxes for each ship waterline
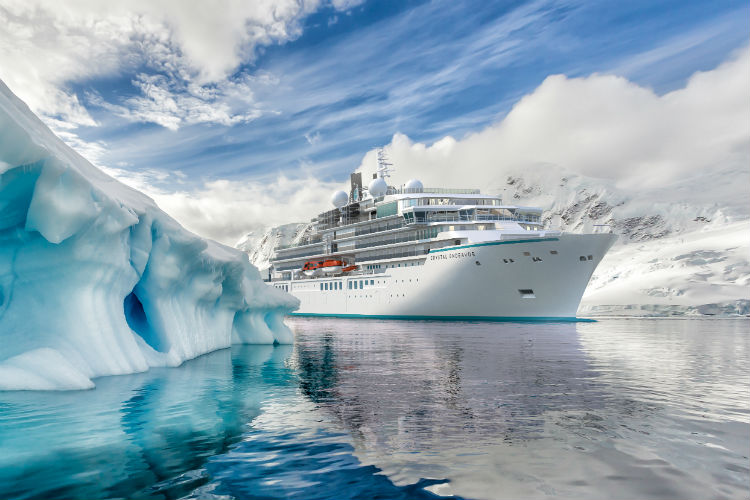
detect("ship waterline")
[269,156,616,319]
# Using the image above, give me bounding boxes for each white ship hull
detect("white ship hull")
[272,233,615,320]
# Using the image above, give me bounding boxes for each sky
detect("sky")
[0,0,748,244]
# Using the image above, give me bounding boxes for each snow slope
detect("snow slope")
[0,80,299,390]
[236,222,312,274]
[494,164,749,316]
[580,221,749,315]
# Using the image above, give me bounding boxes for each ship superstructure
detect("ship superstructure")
[269,153,615,319]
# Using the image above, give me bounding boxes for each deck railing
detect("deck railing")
[354,220,404,237]
[386,187,481,195]
[274,242,325,258]
[407,214,541,224]
[356,248,429,263]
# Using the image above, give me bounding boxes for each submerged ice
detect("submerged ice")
[0,80,298,391]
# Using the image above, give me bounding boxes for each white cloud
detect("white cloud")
[304,131,321,145]
[0,0,335,129]
[87,72,270,130]
[360,45,750,191]
[101,165,345,245]
[100,45,749,247]
[330,0,365,11]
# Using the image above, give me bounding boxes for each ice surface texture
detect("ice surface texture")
[0,80,299,390]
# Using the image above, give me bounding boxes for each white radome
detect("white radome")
[331,190,349,208]
[368,177,388,197]
[405,179,423,191]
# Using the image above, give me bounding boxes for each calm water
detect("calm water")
[0,318,748,499]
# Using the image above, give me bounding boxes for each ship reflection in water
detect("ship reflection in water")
[289,318,749,499]
[0,319,747,499]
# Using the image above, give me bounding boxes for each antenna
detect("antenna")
[376,148,394,179]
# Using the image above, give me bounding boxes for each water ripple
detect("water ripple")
[0,319,747,499]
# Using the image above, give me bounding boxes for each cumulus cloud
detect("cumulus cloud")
[101,165,346,245]
[360,45,750,191]
[0,0,350,129]
[100,45,748,246]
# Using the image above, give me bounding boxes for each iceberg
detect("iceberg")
[0,80,299,391]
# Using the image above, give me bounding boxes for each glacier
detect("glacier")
[0,80,299,391]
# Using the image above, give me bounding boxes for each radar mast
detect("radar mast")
[376,149,394,179]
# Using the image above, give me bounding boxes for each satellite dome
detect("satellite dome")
[405,179,423,192]
[331,190,349,208]
[368,177,388,197]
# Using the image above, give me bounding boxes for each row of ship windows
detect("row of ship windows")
[365,261,422,270]
[319,279,376,291]
[500,250,592,263]
[278,276,419,293]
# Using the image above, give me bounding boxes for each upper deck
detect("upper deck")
[269,156,549,275]
[275,186,541,252]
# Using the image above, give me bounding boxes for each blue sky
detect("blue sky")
[42,1,750,180]
[1,0,748,242]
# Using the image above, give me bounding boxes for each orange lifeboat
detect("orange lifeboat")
[302,260,323,277]
[302,258,353,276]
[320,259,344,275]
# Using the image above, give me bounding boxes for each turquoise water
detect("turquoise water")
[1,318,748,499]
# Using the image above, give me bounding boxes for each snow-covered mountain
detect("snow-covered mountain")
[493,164,749,316]
[240,164,749,316]
[236,222,313,274]
[0,80,298,391]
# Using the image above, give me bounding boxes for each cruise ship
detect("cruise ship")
[269,153,616,320]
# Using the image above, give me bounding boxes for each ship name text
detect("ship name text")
[430,250,476,261]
